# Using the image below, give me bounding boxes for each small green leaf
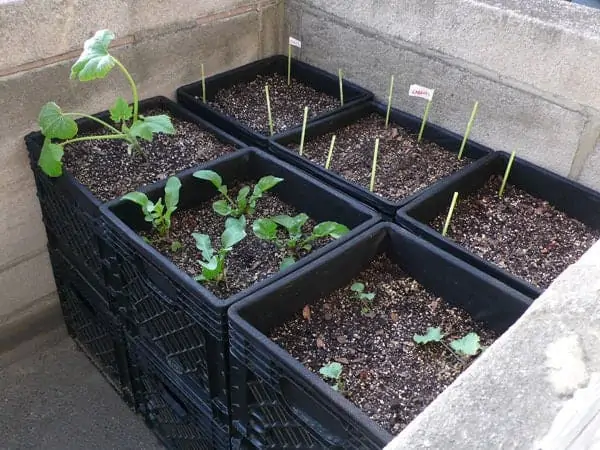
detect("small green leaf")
[193,233,214,262]
[38,102,78,140]
[273,214,308,234]
[164,177,181,211]
[312,222,350,239]
[280,256,296,270]
[413,327,445,345]
[256,175,284,193]
[222,218,247,249]
[200,256,219,271]
[38,138,65,177]
[70,29,116,81]
[236,186,250,212]
[225,215,246,231]
[252,219,278,241]
[110,97,133,123]
[351,282,365,293]
[129,115,174,141]
[450,332,482,356]
[171,241,182,252]
[362,292,376,301]
[122,191,150,208]
[213,200,232,216]
[193,170,223,189]
[319,362,343,380]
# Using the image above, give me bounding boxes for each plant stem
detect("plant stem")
[265,84,274,136]
[338,69,344,106]
[418,99,433,143]
[325,134,336,169]
[112,57,140,122]
[442,192,459,237]
[64,113,121,134]
[457,101,479,160]
[499,150,517,199]
[61,134,128,146]
[299,106,309,156]
[369,138,380,192]
[385,75,394,129]
[441,341,466,365]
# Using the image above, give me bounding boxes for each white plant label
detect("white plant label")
[289,37,302,48]
[409,84,435,101]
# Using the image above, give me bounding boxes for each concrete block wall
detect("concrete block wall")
[0,0,283,338]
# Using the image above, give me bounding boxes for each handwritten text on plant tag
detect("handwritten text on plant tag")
[289,37,302,48]
[409,84,434,101]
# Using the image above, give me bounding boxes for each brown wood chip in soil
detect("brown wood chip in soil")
[270,255,496,435]
[430,175,600,290]
[206,74,339,135]
[63,108,236,202]
[149,186,333,299]
[288,113,472,202]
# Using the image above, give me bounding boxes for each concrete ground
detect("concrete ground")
[0,325,162,450]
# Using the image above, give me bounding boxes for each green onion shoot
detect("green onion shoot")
[299,106,309,156]
[418,98,433,142]
[369,138,380,192]
[325,135,337,169]
[499,150,517,199]
[338,69,344,106]
[458,101,479,160]
[385,75,395,128]
[265,84,274,136]
[442,192,459,237]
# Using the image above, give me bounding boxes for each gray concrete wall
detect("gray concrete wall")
[284,0,600,187]
[0,0,283,329]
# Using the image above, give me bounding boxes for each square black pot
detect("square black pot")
[176,55,373,148]
[228,223,531,449]
[396,152,600,299]
[100,147,381,426]
[24,96,246,309]
[269,101,497,218]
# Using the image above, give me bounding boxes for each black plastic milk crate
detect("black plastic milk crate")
[131,339,230,450]
[177,55,373,148]
[396,151,600,299]
[100,147,381,421]
[269,101,497,217]
[48,246,134,407]
[24,96,246,306]
[228,223,532,449]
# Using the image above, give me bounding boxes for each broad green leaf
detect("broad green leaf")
[110,97,133,123]
[450,332,482,356]
[319,362,343,380]
[222,219,247,249]
[192,233,214,261]
[38,102,78,140]
[213,200,232,216]
[200,256,219,271]
[129,115,174,141]
[225,215,246,231]
[273,213,308,233]
[70,29,116,81]
[236,186,250,211]
[280,256,296,271]
[164,177,182,211]
[252,219,278,241]
[350,282,365,293]
[193,170,222,189]
[312,222,350,239]
[38,138,65,177]
[121,191,150,208]
[256,175,284,193]
[413,327,444,345]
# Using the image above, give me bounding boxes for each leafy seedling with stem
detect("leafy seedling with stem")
[37,30,175,177]
[193,216,247,284]
[413,327,484,363]
[193,170,283,218]
[319,362,344,392]
[122,177,182,248]
[252,214,350,270]
[350,282,376,315]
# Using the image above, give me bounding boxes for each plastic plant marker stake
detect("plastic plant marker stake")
[458,101,479,160]
[369,138,380,192]
[418,99,433,142]
[288,43,292,86]
[338,69,344,106]
[265,85,274,136]
[201,63,207,104]
[442,192,459,237]
[299,106,309,156]
[325,134,337,169]
[385,75,395,129]
[499,150,517,198]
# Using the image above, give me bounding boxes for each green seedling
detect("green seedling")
[418,98,433,143]
[299,106,309,156]
[457,101,479,160]
[385,75,395,129]
[193,216,247,284]
[193,170,283,218]
[122,176,182,238]
[38,30,175,177]
[252,214,350,270]
[265,84,274,136]
[319,362,344,392]
[369,138,380,192]
[325,134,337,170]
[338,69,344,106]
[413,327,484,361]
[350,282,376,315]
[442,192,459,237]
[499,150,517,199]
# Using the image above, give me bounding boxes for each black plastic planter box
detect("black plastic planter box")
[397,151,600,299]
[176,55,373,148]
[100,148,380,426]
[24,96,246,309]
[228,223,532,449]
[269,101,497,218]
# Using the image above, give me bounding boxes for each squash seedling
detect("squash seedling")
[193,170,283,218]
[252,214,350,270]
[413,326,484,362]
[350,282,376,315]
[319,362,344,392]
[37,30,175,177]
[193,216,247,284]
[122,176,182,241]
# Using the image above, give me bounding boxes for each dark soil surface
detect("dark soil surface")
[149,186,332,299]
[63,108,236,202]
[270,255,496,435]
[287,113,472,202]
[430,175,600,289]
[207,74,339,135]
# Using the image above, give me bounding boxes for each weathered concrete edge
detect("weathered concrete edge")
[385,239,600,449]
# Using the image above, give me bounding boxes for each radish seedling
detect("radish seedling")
[413,326,484,361]
[319,362,344,392]
[350,282,376,315]
[193,170,283,218]
[37,30,175,177]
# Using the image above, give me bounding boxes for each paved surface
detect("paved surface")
[0,326,162,450]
